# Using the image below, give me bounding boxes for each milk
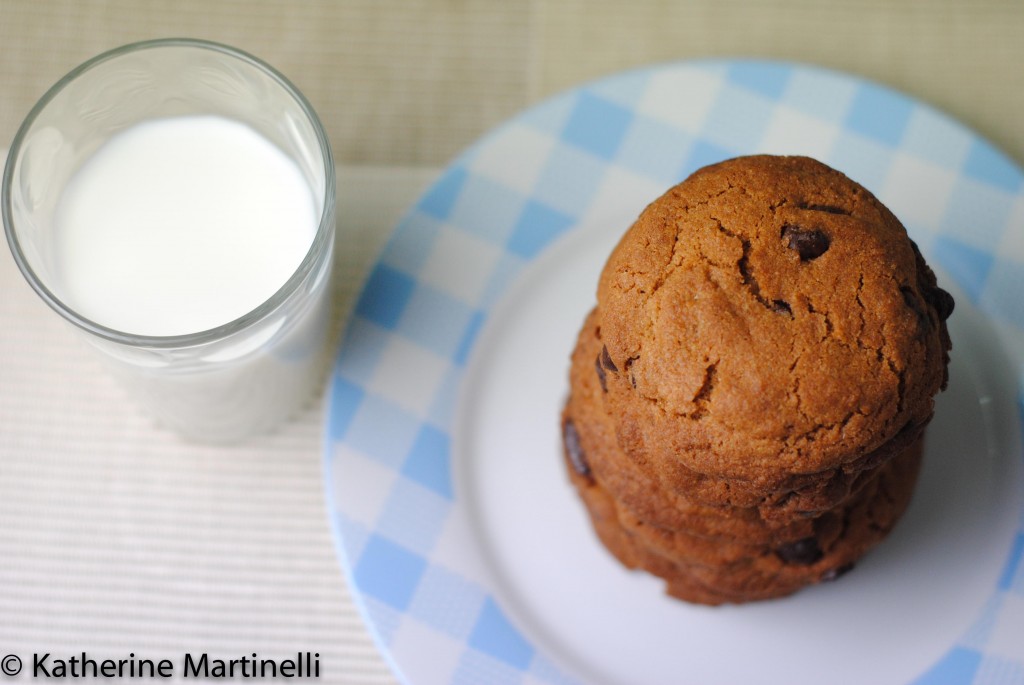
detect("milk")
[54,115,318,336]
[48,115,334,442]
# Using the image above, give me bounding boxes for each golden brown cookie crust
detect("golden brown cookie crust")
[567,307,920,518]
[596,156,952,482]
[564,432,923,605]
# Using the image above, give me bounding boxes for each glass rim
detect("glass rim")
[1,37,336,350]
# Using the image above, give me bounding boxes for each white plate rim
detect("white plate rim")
[323,58,1024,685]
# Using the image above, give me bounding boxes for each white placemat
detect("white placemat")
[0,155,438,684]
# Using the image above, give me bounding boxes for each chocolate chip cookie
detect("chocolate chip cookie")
[561,155,953,604]
[596,155,951,491]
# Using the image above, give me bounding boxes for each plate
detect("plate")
[324,60,1024,685]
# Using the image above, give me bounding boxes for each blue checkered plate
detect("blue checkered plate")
[324,60,1024,685]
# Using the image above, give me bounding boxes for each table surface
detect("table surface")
[2,2,1022,683]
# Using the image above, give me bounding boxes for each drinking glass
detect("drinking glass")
[3,38,337,443]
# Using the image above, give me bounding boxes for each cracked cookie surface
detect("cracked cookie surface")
[595,155,953,484]
[564,308,910,528]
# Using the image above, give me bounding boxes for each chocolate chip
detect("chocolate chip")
[600,345,618,372]
[775,537,824,565]
[929,286,955,321]
[594,355,608,393]
[781,225,830,261]
[562,419,591,480]
[821,562,855,582]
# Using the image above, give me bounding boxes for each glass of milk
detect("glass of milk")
[2,38,336,443]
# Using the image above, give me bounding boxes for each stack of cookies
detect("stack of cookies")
[561,155,954,605]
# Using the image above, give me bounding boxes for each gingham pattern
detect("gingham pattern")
[324,60,1024,685]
